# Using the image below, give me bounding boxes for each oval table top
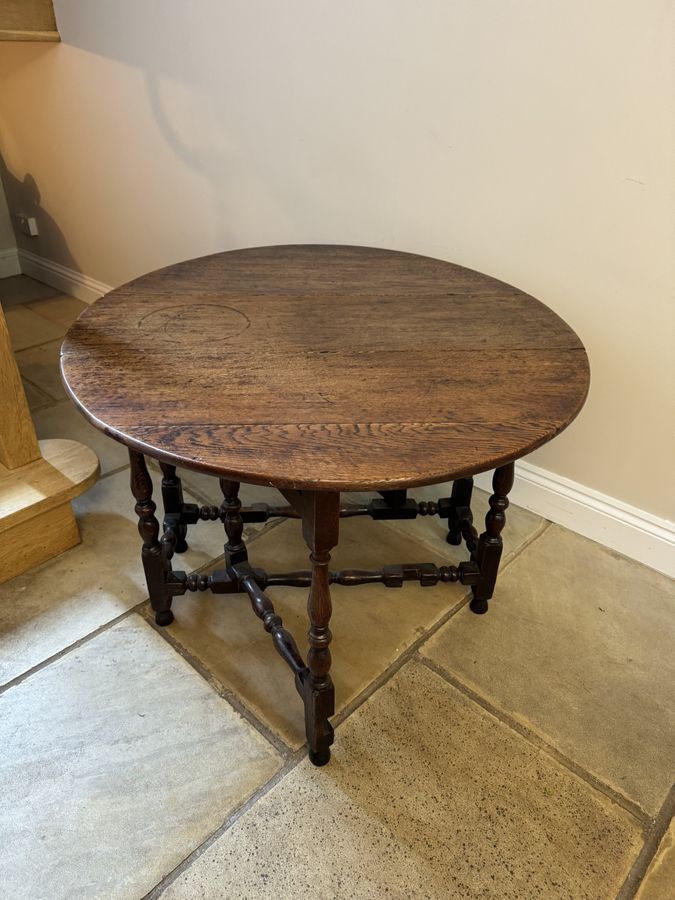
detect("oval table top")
[61,245,590,492]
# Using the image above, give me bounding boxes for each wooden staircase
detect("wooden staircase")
[0,0,59,42]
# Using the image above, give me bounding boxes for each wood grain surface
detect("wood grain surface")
[0,303,41,469]
[60,245,590,490]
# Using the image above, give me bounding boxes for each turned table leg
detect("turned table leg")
[159,462,188,553]
[129,449,174,625]
[297,491,341,766]
[220,478,248,565]
[470,463,515,615]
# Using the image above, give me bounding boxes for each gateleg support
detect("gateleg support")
[444,476,474,546]
[159,462,188,552]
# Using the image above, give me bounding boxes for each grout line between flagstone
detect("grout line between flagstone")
[11,335,66,354]
[139,603,293,758]
[615,783,675,900]
[0,501,288,704]
[19,371,63,404]
[332,518,552,732]
[0,600,149,697]
[418,654,651,830]
[141,746,309,900]
[97,462,131,480]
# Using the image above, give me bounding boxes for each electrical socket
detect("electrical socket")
[17,214,39,237]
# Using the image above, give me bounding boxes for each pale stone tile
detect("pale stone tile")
[0,616,281,900]
[0,468,226,686]
[0,274,59,307]
[27,293,87,327]
[4,304,65,350]
[21,375,53,411]
[15,337,66,400]
[163,661,642,900]
[636,820,675,900]
[375,481,545,563]
[32,400,130,474]
[421,525,675,815]
[164,517,470,748]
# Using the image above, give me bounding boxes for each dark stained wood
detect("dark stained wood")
[470,462,515,614]
[293,490,341,766]
[129,449,174,626]
[219,478,247,565]
[65,247,590,767]
[60,245,590,492]
[159,462,188,553]
[446,477,474,546]
[235,564,308,680]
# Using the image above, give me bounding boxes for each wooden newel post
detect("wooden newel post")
[0,305,41,470]
[0,305,99,584]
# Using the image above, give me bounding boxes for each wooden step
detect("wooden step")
[0,438,100,583]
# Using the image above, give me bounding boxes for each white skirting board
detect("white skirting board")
[9,249,674,578]
[474,461,674,578]
[0,247,21,278]
[18,248,111,303]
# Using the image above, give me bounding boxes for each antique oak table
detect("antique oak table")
[61,245,589,765]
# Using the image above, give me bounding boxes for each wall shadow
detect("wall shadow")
[0,151,80,279]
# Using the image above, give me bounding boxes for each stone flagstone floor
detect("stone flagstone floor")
[1,275,673,899]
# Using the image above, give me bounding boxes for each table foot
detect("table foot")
[303,673,335,766]
[155,609,175,626]
[309,747,331,767]
[469,595,489,615]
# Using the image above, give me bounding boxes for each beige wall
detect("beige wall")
[0,177,15,250]
[0,1,672,519]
